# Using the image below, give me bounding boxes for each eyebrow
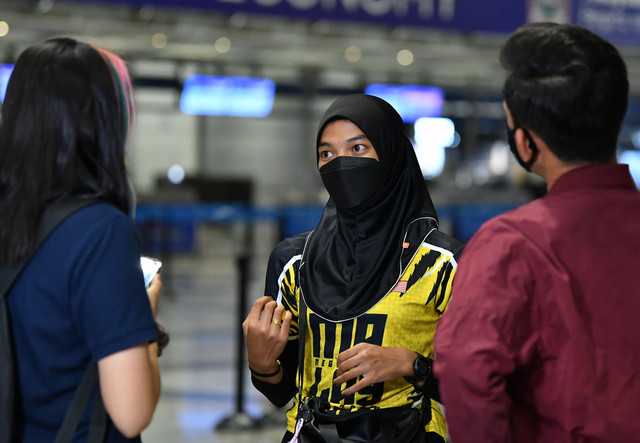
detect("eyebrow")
[347,134,368,143]
[318,134,369,148]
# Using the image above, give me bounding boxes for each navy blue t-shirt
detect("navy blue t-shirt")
[7,203,158,442]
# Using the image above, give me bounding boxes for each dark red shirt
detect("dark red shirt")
[434,164,640,443]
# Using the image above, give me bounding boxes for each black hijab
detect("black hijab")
[299,94,439,321]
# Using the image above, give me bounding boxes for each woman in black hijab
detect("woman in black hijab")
[243,94,464,442]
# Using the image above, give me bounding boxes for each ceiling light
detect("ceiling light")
[0,21,9,38]
[167,164,185,184]
[344,46,362,63]
[215,37,231,54]
[138,5,156,22]
[229,13,247,29]
[151,33,167,49]
[37,0,54,14]
[396,49,414,66]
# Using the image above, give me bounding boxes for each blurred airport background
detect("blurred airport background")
[2,1,640,441]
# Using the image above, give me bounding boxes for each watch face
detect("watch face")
[415,356,430,378]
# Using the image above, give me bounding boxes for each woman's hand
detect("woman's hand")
[146,274,162,319]
[242,296,292,381]
[333,344,417,397]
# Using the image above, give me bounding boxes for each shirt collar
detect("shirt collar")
[547,163,637,197]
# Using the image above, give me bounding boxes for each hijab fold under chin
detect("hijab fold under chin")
[300,94,439,320]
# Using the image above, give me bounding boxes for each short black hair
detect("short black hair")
[501,23,628,164]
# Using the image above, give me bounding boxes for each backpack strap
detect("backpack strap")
[54,359,109,443]
[87,385,109,442]
[0,287,18,443]
[0,198,106,443]
[54,361,100,443]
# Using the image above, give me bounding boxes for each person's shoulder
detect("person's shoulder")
[474,200,542,239]
[425,229,465,260]
[265,232,309,293]
[266,232,309,277]
[55,202,134,249]
[271,231,309,260]
[65,201,129,227]
[460,202,545,263]
[408,216,465,260]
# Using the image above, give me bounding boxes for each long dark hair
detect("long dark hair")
[0,38,135,265]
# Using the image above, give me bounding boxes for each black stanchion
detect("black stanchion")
[214,253,261,431]
[215,213,287,432]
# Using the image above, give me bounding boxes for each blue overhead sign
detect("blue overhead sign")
[572,0,640,45]
[365,83,444,122]
[70,0,526,33]
[62,1,640,45]
[179,75,276,117]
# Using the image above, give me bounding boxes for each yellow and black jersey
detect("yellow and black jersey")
[262,221,463,439]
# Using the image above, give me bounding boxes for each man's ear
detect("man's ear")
[515,128,535,164]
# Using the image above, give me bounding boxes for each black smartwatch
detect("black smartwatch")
[404,353,432,387]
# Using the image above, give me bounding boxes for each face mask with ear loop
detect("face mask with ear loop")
[319,156,387,211]
[507,125,539,172]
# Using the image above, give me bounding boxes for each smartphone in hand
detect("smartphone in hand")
[140,256,162,288]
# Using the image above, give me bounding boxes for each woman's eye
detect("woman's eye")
[319,150,332,158]
[353,144,365,152]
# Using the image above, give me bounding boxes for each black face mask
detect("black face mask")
[507,125,538,172]
[319,156,387,211]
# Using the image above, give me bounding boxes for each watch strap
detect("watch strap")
[403,353,432,387]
